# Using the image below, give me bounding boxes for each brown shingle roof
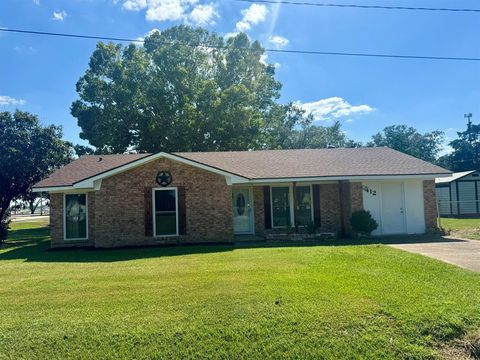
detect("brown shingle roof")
[176,147,450,179]
[33,153,151,188]
[33,147,450,188]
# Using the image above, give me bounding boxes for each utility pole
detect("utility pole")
[465,113,473,142]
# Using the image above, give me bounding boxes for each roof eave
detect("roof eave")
[245,173,451,184]
[32,185,93,193]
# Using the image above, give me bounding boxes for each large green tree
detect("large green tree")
[72,26,282,153]
[265,105,361,149]
[437,119,480,171]
[369,125,444,163]
[0,111,72,240]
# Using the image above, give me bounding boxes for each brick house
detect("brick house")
[33,147,450,248]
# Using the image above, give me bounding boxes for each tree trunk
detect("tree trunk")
[0,199,12,222]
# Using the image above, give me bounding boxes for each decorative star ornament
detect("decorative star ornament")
[156,171,172,187]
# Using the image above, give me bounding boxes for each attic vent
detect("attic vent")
[97,157,103,162]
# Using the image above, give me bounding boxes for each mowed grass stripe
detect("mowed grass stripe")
[0,221,479,359]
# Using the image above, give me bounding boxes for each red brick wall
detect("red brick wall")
[423,179,438,231]
[92,158,233,247]
[49,193,63,247]
[253,186,265,236]
[350,182,364,212]
[49,165,368,247]
[319,183,342,233]
[50,158,233,248]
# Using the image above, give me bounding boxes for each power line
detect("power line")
[0,28,143,43]
[2,27,480,62]
[235,0,480,13]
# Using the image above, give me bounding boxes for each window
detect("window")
[64,193,88,240]
[153,188,178,236]
[272,186,292,227]
[271,185,313,228]
[295,186,313,226]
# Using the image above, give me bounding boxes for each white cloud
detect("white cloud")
[146,0,185,22]
[135,28,161,44]
[235,4,268,32]
[438,127,458,156]
[121,0,217,25]
[296,97,374,121]
[51,10,67,21]
[0,96,26,106]
[189,3,218,25]
[13,46,37,54]
[33,0,40,5]
[224,31,239,39]
[268,35,289,49]
[123,0,147,11]
[439,144,454,157]
[260,53,280,68]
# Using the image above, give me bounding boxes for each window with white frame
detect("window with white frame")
[64,193,88,240]
[153,188,178,236]
[271,185,313,228]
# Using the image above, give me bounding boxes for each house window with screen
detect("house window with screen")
[64,194,87,240]
[271,186,313,227]
[295,186,312,226]
[154,188,178,236]
[271,186,291,227]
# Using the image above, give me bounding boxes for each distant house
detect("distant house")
[436,170,480,217]
[32,147,450,249]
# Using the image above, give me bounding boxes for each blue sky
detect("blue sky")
[1,0,479,152]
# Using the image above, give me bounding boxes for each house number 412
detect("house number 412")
[363,186,377,196]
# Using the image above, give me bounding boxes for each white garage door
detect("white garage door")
[363,180,424,235]
[380,183,406,234]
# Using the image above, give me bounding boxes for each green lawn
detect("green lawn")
[440,217,480,240]
[1,222,480,359]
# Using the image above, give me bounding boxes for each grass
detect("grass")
[1,221,480,359]
[440,217,480,240]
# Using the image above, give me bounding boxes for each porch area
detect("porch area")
[232,181,364,240]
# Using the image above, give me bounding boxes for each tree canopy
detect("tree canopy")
[437,119,480,171]
[72,25,359,153]
[369,125,444,163]
[72,26,285,153]
[0,110,72,240]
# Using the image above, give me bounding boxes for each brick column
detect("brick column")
[423,180,438,232]
[49,193,63,247]
[339,181,364,238]
[253,186,265,236]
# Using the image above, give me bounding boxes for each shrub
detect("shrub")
[0,218,10,244]
[305,221,318,234]
[350,210,378,235]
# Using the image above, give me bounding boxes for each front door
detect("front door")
[232,188,253,234]
[381,183,406,234]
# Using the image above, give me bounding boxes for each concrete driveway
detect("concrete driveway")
[390,237,480,272]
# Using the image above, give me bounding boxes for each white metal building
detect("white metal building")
[436,170,480,217]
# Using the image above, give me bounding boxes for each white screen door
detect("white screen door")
[381,183,406,234]
[232,188,253,234]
